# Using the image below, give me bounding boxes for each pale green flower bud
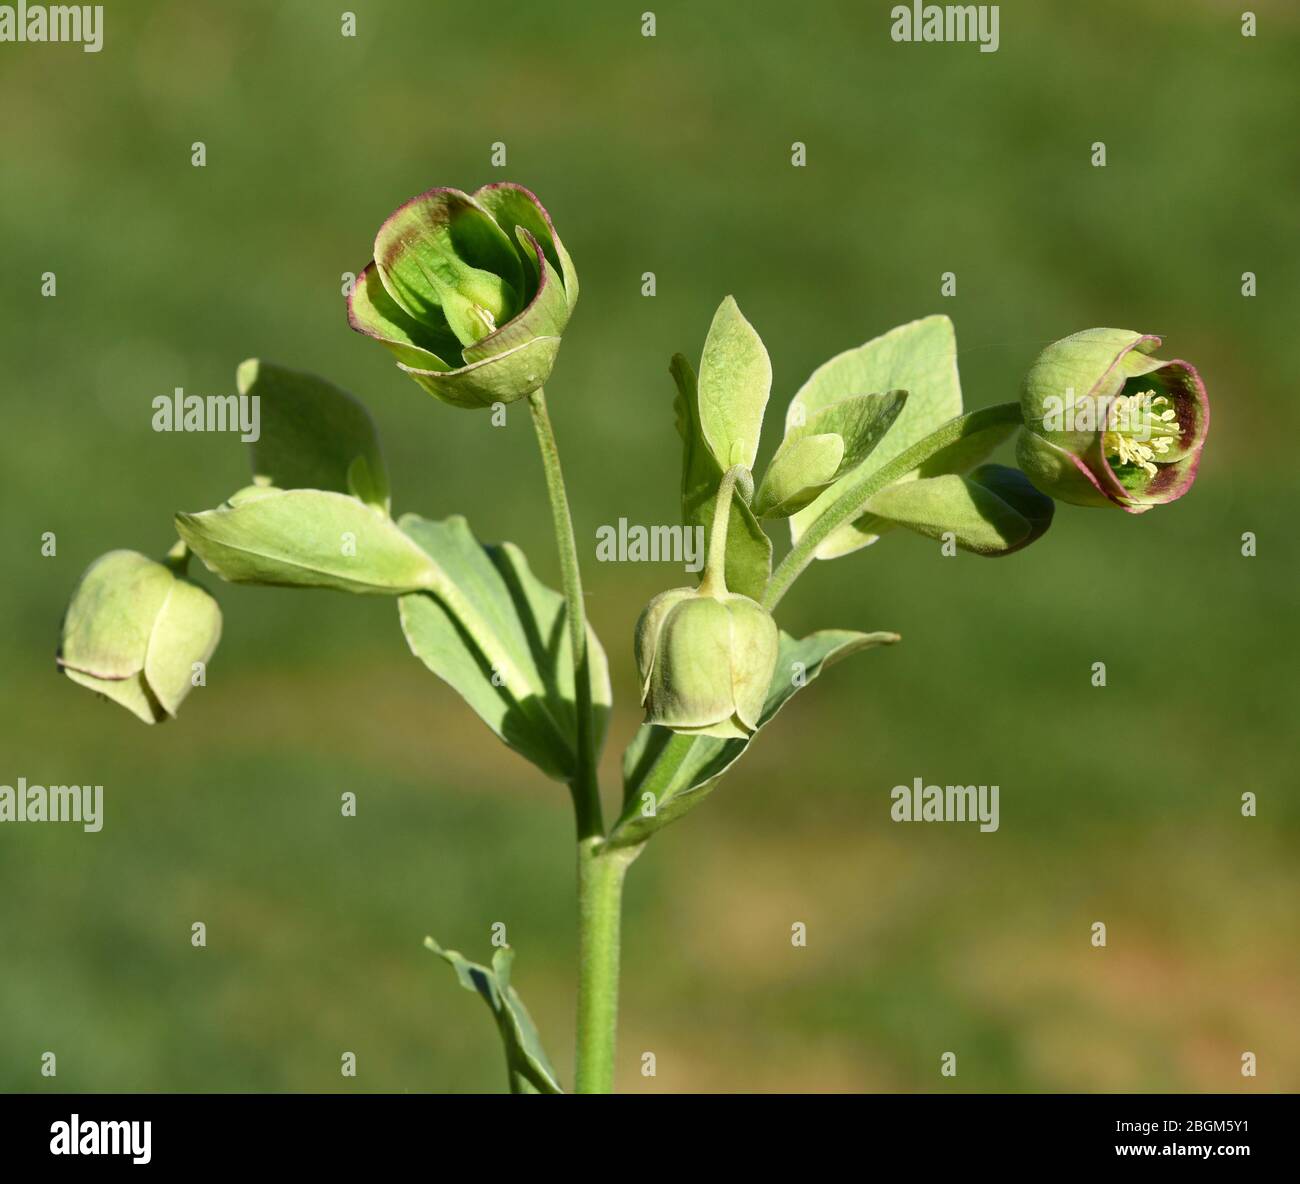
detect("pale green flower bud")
[57,550,221,724]
[635,585,779,740]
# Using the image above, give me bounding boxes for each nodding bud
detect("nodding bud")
[635,585,779,740]
[347,182,579,409]
[1016,329,1209,513]
[56,550,221,724]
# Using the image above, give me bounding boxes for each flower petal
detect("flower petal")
[474,182,578,309]
[461,230,572,364]
[400,335,563,409]
[373,187,524,346]
[347,262,458,370]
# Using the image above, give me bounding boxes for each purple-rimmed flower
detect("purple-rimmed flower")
[1016,329,1209,513]
[348,183,578,409]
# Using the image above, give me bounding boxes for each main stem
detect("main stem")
[527,386,626,1094]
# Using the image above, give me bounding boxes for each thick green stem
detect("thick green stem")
[527,387,602,839]
[529,386,632,1094]
[572,838,636,1093]
[762,402,1024,610]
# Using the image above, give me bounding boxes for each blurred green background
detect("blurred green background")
[2,0,1296,1092]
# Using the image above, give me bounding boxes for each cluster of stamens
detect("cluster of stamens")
[1103,390,1179,478]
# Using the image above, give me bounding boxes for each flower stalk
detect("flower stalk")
[527,385,634,1093]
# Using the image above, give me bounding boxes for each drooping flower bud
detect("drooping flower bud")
[635,465,779,739]
[1016,329,1209,513]
[57,549,221,724]
[635,585,779,739]
[347,183,578,409]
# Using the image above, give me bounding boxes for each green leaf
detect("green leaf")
[789,316,964,558]
[914,418,1018,479]
[752,434,843,518]
[238,359,391,512]
[672,354,771,599]
[863,463,1054,555]
[609,629,898,847]
[755,391,908,519]
[424,938,562,1094]
[176,489,439,594]
[696,296,772,471]
[398,514,612,783]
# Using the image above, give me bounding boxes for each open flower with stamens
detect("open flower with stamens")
[1016,329,1209,513]
[347,183,578,409]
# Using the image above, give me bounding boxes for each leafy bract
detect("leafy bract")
[425,939,562,1094]
[863,463,1055,555]
[696,296,772,471]
[755,391,908,519]
[239,359,391,512]
[176,489,439,594]
[398,514,612,783]
[609,628,897,846]
[789,316,965,557]
[672,353,771,599]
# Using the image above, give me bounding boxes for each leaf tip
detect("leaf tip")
[235,357,261,395]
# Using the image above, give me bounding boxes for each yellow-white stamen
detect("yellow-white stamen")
[1103,391,1179,478]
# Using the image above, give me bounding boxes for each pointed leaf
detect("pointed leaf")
[239,360,391,512]
[696,296,772,471]
[672,354,771,598]
[863,463,1055,555]
[176,489,439,594]
[800,390,910,471]
[609,629,898,847]
[757,391,910,524]
[753,433,843,518]
[789,316,963,558]
[424,939,562,1094]
[398,515,611,782]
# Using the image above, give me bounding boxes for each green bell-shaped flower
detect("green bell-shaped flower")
[56,548,221,724]
[347,183,578,409]
[636,586,778,739]
[634,467,779,739]
[1016,329,1209,513]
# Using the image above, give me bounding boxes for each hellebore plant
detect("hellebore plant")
[58,182,1209,1094]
